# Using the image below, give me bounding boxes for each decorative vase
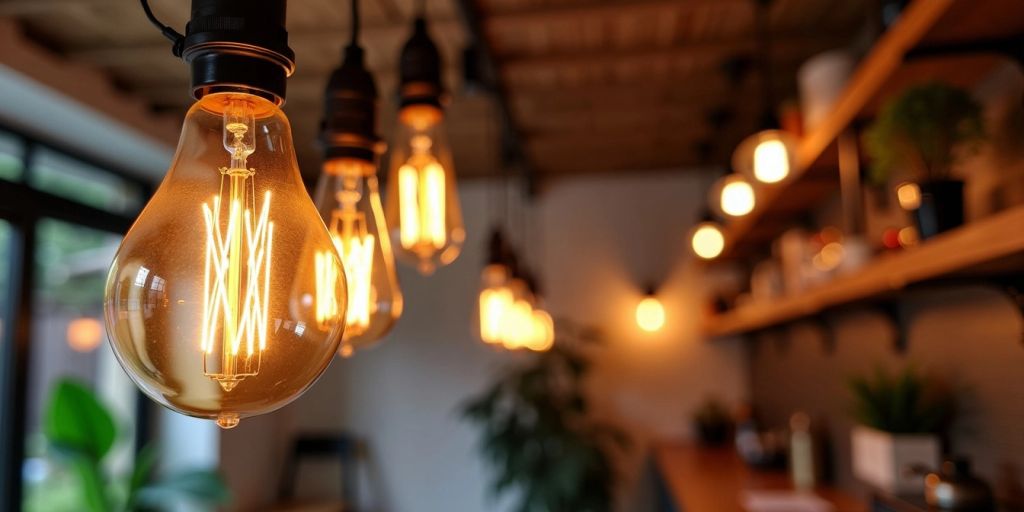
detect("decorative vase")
[851,425,940,494]
[914,180,964,239]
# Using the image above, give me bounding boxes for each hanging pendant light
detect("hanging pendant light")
[313,0,402,357]
[105,0,346,429]
[478,229,513,345]
[732,0,797,185]
[384,7,465,275]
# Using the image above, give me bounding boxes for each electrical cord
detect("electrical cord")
[140,0,185,57]
[349,0,360,46]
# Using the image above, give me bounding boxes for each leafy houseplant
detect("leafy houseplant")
[28,379,230,512]
[461,340,628,512]
[847,366,954,494]
[864,81,985,238]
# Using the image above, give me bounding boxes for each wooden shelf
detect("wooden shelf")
[720,0,1024,259]
[705,205,1024,338]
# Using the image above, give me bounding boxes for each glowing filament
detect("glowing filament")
[397,135,447,256]
[315,249,342,331]
[479,286,513,344]
[326,188,377,338]
[200,183,274,392]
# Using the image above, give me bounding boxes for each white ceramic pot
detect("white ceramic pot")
[851,425,940,494]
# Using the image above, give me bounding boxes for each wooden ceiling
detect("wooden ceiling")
[2,0,869,180]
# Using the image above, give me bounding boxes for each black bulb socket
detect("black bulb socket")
[399,17,444,110]
[181,0,296,105]
[321,44,382,163]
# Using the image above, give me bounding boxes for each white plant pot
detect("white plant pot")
[851,425,940,494]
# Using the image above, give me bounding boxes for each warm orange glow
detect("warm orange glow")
[67,317,103,353]
[714,175,756,218]
[397,137,447,262]
[636,297,665,333]
[480,286,514,344]
[525,309,555,352]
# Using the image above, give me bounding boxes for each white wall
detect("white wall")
[244,171,749,512]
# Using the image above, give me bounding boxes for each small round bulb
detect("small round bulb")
[636,296,665,333]
[710,174,757,218]
[690,222,725,260]
[734,130,797,184]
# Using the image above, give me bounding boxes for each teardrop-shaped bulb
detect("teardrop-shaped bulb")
[104,93,347,429]
[313,158,402,355]
[384,105,465,275]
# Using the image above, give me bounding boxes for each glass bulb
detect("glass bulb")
[477,263,512,345]
[500,277,535,350]
[710,174,756,218]
[384,105,465,275]
[636,296,665,332]
[313,158,403,356]
[525,309,554,352]
[690,222,725,260]
[733,130,797,184]
[105,93,347,429]
[896,182,921,210]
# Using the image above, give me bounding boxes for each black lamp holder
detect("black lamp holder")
[321,0,382,163]
[140,0,296,105]
[399,15,444,110]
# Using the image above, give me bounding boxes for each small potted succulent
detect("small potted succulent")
[693,397,732,446]
[865,81,985,239]
[848,366,953,494]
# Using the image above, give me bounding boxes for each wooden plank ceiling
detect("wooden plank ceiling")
[3,0,867,180]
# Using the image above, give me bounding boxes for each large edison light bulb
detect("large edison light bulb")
[313,158,402,356]
[385,105,465,275]
[105,93,347,429]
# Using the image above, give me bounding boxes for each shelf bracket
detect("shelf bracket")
[904,35,1024,65]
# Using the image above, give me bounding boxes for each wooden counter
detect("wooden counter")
[655,444,867,512]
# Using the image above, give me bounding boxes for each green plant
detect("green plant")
[32,379,230,512]
[848,366,953,434]
[461,339,628,512]
[864,81,985,185]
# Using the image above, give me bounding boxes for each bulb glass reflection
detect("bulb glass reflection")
[384,105,465,275]
[733,130,797,184]
[710,174,756,218]
[314,158,403,355]
[105,93,346,429]
[691,222,725,260]
[478,263,512,344]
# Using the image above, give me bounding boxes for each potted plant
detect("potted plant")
[864,81,985,239]
[25,379,230,512]
[848,366,953,494]
[461,334,628,512]
[693,397,732,446]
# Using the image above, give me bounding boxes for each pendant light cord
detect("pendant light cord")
[416,0,426,18]
[756,0,775,125]
[349,0,360,47]
[139,0,184,57]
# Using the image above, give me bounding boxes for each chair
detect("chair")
[275,433,360,512]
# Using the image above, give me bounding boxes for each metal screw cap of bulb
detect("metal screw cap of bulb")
[399,17,444,109]
[322,43,382,163]
[181,0,296,104]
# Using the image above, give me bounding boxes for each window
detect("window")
[0,133,23,181]
[22,220,134,512]
[29,149,144,214]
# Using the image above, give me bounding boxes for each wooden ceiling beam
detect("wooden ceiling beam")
[483,0,749,27]
[498,32,852,72]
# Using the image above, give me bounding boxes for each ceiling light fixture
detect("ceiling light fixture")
[313,0,403,357]
[105,0,347,429]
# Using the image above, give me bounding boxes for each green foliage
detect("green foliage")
[40,378,231,512]
[847,366,953,434]
[461,342,628,512]
[864,81,985,184]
